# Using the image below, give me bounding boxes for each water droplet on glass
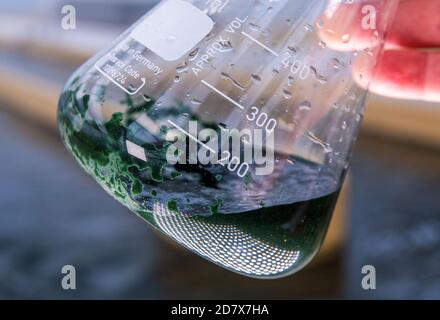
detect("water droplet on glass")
[307,131,333,153]
[205,33,215,42]
[331,58,341,70]
[218,122,228,130]
[249,22,261,31]
[299,101,312,111]
[220,72,247,90]
[316,19,324,29]
[304,24,314,32]
[241,136,250,144]
[365,48,374,56]
[317,75,328,84]
[341,34,351,43]
[220,40,234,51]
[342,121,347,130]
[191,99,203,105]
[176,62,188,73]
[288,46,297,54]
[251,74,262,82]
[283,89,292,99]
[188,48,199,61]
[318,41,327,48]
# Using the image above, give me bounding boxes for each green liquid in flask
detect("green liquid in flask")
[58,75,342,279]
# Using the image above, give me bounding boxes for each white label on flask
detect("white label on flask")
[131,0,214,61]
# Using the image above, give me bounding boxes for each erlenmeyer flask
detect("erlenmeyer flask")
[58,0,398,279]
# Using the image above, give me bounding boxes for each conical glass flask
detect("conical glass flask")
[58,0,398,279]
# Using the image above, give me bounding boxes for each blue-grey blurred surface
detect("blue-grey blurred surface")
[0,111,161,299]
[348,137,440,299]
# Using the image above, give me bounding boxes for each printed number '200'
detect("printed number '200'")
[218,151,249,178]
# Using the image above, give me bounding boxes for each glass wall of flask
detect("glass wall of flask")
[58,0,398,278]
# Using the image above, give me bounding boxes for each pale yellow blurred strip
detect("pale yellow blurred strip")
[364,94,440,148]
[0,66,60,128]
[1,66,439,150]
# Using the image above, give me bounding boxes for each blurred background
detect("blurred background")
[0,0,439,299]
